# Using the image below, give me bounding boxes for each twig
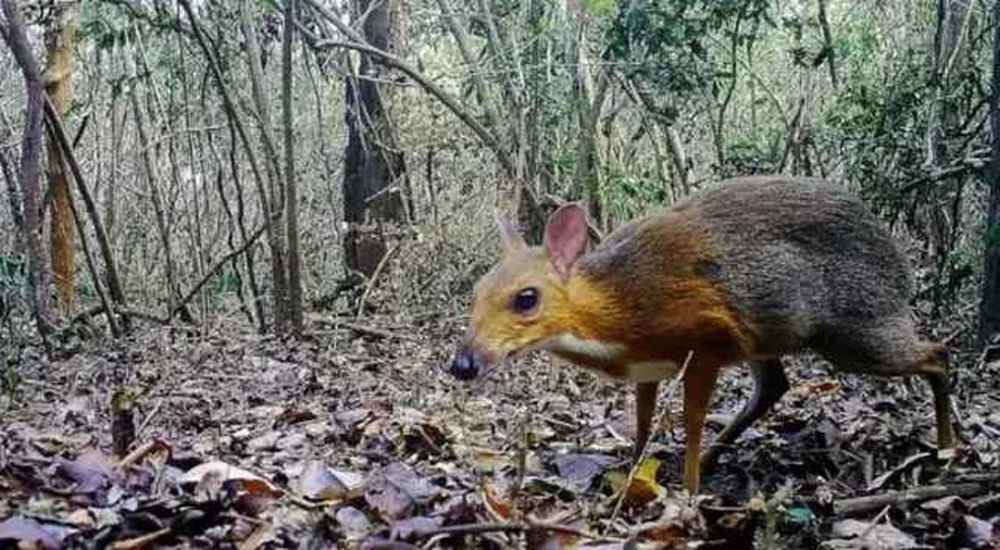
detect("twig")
[413,519,611,542]
[857,504,892,540]
[116,438,168,469]
[168,223,268,321]
[610,350,694,522]
[110,527,171,549]
[355,240,402,318]
[136,398,165,437]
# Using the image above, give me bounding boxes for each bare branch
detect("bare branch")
[297,0,514,177]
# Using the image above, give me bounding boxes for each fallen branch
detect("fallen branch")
[311,321,419,342]
[833,482,988,516]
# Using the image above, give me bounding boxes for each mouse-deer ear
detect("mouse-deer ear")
[543,202,590,278]
[494,210,527,253]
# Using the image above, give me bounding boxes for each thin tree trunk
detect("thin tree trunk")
[283,0,303,333]
[42,95,128,321]
[44,0,79,314]
[220,121,266,333]
[926,0,973,169]
[435,0,500,131]
[664,124,691,196]
[978,0,1000,344]
[238,0,290,331]
[206,133,257,329]
[0,151,23,238]
[1,0,57,339]
[45,121,120,337]
[130,76,184,319]
[342,0,407,280]
[816,0,837,88]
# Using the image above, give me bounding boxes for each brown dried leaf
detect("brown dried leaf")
[180,460,283,497]
[483,480,514,520]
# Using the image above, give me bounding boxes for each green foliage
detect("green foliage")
[212,270,242,297]
[605,0,772,97]
[601,168,667,222]
[988,224,1000,249]
[0,255,26,318]
[834,17,878,66]
[0,255,24,281]
[0,255,25,402]
[583,0,617,17]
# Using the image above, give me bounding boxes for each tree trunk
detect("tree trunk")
[44,0,79,314]
[0,151,23,239]
[816,0,837,88]
[1,0,57,338]
[979,0,1000,345]
[342,0,407,279]
[283,0,303,333]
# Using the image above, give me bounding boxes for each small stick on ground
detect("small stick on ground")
[413,519,613,543]
[857,504,892,540]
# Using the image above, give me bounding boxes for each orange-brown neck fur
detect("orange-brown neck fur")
[552,216,758,375]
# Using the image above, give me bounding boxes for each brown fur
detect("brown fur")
[459,176,957,494]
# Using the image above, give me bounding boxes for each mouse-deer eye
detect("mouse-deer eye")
[512,288,539,314]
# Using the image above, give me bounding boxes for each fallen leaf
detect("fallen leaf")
[554,454,615,493]
[526,525,580,549]
[483,480,514,520]
[0,516,72,550]
[402,422,448,455]
[335,506,372,540]
[390,516,442,540]
[961,515,997,548]
[365,463,443,520]
[826,519,916,550]
[65,508,95,528]
[466,447,510,472]
[297,460,367,501]
[56,449,117,494]
[180,460,283,497]
[605,457,665,508]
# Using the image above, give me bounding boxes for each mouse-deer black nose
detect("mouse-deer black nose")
[450,347,485,380]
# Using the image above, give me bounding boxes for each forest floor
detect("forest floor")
[1,313,999,549]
